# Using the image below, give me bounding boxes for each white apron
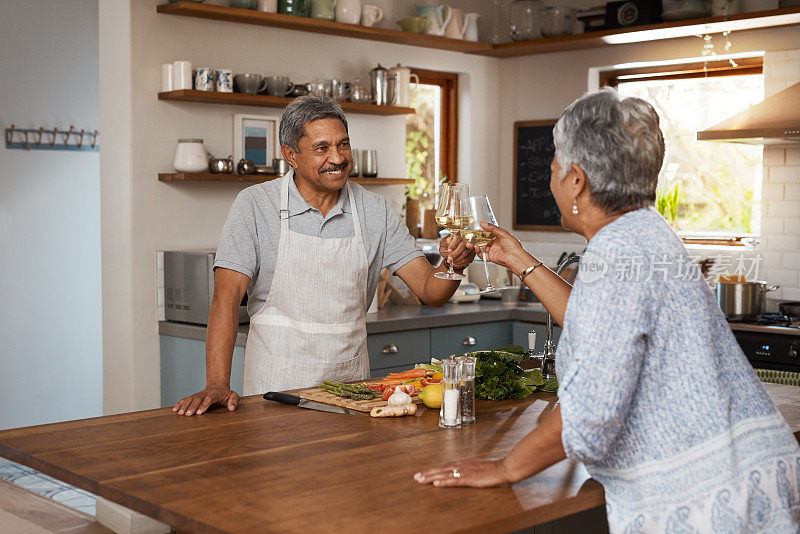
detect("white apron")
[242,174,371,395]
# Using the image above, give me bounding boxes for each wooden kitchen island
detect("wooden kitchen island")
[1,383,799,533]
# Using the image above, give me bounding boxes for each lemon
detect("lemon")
[418,383,444,409]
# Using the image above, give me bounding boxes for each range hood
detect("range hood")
[697,82,800,146]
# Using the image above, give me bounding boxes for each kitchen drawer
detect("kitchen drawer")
[367,328,431,371]
[512,321,560,352]
[430,321,512,358]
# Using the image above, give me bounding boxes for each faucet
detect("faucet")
[537,253,581,379]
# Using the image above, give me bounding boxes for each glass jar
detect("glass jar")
[439,358,462,429]
[509,0,543,41]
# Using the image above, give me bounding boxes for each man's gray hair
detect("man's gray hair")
[553,87,665,214]
[279,95,349,152]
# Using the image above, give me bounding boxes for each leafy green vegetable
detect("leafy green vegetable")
[430,344,559,401]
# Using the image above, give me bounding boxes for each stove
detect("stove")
[729,315,800,374]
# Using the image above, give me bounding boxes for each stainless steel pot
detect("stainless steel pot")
[208,155,233,174]
[716,281,780,320]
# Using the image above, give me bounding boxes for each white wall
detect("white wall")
[0,0,101,429]
[100,0,500,413]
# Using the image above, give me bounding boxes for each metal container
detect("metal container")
[369,63,389,106]
[716,281,780,320]
[208,155,234,174]
[349,149,360,177]
[362,149,378,177]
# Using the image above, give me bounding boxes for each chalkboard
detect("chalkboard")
[513,120,565,231]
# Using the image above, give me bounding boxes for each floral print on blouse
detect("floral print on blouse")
[556,208,800,533]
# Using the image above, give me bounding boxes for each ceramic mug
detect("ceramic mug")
[336,0,361,24]
[257,0,278,11]
[361,4,383,26]
[310,0,336,20]
[279,0,309,16]
[172,60,192,90]
[193,67,215,91]
[161,63,174,92]
[215,69,233,92]
[265,75,295,96]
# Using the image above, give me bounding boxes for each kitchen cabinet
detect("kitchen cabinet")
[160,336,245,407]
[430,321,514,357]
[367,328,431,377]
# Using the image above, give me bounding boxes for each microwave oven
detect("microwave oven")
[163,251,249,325]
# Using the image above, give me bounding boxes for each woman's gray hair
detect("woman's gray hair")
[553,87,665,214]
[279,95,349,152]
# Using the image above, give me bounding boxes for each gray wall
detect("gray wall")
[0,0,102,429]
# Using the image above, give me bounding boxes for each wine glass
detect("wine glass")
[462,195,505,294]
[434,183,470,281]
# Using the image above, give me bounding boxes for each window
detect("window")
[603,57,764,245]
[405,68,458,202]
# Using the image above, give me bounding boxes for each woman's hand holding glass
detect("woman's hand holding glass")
[465,221,538,277]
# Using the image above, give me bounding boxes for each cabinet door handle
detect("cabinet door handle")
[381,344,398,354]
[462,337,477,346]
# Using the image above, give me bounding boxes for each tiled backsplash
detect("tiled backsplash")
[761,50,800,302]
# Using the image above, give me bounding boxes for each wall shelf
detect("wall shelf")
[158,90,415,115]
[158,173,413,185]
[471,7,800,57]
[156,2,492,54]
[157,2,800,58]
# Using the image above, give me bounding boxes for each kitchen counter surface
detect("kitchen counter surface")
[159,300,551,344]
[1,383,799,533]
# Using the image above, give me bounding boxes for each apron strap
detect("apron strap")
[345,182,362,239]
[279,173,291,231]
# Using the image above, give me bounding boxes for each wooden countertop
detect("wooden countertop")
[1,383,798,533]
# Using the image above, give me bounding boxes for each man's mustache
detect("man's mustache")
[319,162,349,173]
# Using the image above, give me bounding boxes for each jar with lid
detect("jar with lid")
[173,139,209,173]
[509,0,543,41]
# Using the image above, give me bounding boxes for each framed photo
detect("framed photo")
[233,114,278,166]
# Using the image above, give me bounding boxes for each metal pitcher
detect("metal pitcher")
[369,63,390,106]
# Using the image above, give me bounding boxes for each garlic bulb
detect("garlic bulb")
[387,386,412,406]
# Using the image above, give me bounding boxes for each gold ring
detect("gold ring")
[452,468,461,478]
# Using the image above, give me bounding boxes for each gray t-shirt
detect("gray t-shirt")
[214,172,423,316]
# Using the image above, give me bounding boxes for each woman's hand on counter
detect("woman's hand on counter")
[173,386,239,416]
[413,459,512,488]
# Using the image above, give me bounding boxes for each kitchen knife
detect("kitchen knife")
[263,392,367,415]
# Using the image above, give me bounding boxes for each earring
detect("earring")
[572,198,579,215]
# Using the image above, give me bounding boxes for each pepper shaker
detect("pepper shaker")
[458,355,476,425]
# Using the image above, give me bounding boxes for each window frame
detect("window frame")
[409,68,459,183]
[600,57,764,246]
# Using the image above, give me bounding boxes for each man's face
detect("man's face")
[285,118,351,192]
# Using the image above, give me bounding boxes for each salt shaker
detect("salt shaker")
[439,358,461,429]
[458,355,476,425]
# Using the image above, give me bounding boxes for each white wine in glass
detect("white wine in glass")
[434,183,470,281]
[463,195,505,294]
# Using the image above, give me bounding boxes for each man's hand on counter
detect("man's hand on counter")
[414,459,512,488]
[173,386,240,416]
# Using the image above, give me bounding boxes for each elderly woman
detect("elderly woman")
[414,88,800,532]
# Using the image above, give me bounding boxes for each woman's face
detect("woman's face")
[549,155,575,230]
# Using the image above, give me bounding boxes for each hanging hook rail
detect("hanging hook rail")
[4,124,99,152]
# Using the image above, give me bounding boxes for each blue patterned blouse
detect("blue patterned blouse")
[556,208,800,533]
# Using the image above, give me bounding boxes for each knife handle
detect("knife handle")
[263,392,302,405]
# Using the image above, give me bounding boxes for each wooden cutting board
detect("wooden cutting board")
[297,384,423,413]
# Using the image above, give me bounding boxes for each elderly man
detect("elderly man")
[174,95,474,416]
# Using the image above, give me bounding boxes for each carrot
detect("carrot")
[386,369,426,379]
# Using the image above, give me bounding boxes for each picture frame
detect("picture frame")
[233,114,278,166]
